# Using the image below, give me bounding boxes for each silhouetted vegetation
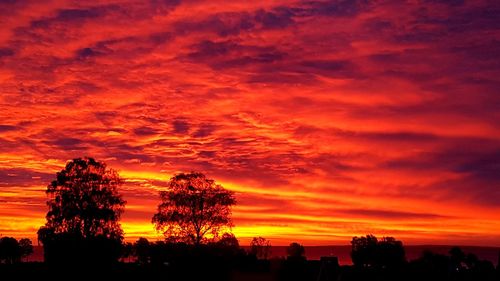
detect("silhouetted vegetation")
[37,157,125,266]
[351,234,406,269]
[18,238,33,261]
[340,236,498,281]
[2,234,500,281]
[0,237,33,264]
[287,242,306,261]
[279,242,310,281]
[152,172,236,245]
[405,246,498,281]
[1,159,499,281]
[250,236,271,260]
[134,237,151,264]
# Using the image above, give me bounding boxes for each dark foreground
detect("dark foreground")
[1,259,500,281]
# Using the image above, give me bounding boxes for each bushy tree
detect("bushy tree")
[377,237,406,268]
[38,157,126,265]
[152,172,236,245]
[287,242,305,260]
[351,234,378,268]
[351,235,406,269]
[0,237,21,264]
[214,233,241,257]
[217,233,239,249]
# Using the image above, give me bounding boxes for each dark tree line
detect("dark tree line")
[343,235,499,281]
[2,157,499,281]
[0,237,33,264]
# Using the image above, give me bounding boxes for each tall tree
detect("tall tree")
[38,157,126,264]
[152,172,236,245]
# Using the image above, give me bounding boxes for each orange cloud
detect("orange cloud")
[1,0,500,246]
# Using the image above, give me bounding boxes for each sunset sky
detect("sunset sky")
[0,0,499,246]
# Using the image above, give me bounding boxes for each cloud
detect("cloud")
[133,126,160,136]
[338,209,449,220]
[0,48,14,57]
[173,12,255,37]
[172,119,190,134]
[254,7,294,29]
[0,168,53,186]
[193,123,217,138]
[298,0,372,17]
[186,39,286,69]
[45,137,87,150]
[29,6,112,30]
[0,0,499,245]
[454,150,500,181]
[0,124,18,132]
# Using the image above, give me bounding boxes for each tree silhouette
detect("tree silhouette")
[351,234,378,268]
[152,172,236,245]
[250,236,271,260]
[37,157,126,264]
[121,242,134,263]
[18,238,33,261]
[217,233,239,249]
[287,242,306,260]
[0,237,21,264]
[214,233,241,256]
[376,237,406,268]
[449,246,466,272]
[351,235,406,269]
[281,242,307,281]
[134,237,150,264]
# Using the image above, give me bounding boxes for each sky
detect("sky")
[0,0,499,246]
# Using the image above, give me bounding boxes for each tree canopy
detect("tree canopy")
[152,172,236,245]
[38,157,126,264]
[39,157,125,240]
[287,242,306,260]
[351,235,406,269]
[0,237,21,264]
[18,238,33,261]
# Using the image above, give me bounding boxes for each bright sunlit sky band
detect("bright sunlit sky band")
[0,0,499,245]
